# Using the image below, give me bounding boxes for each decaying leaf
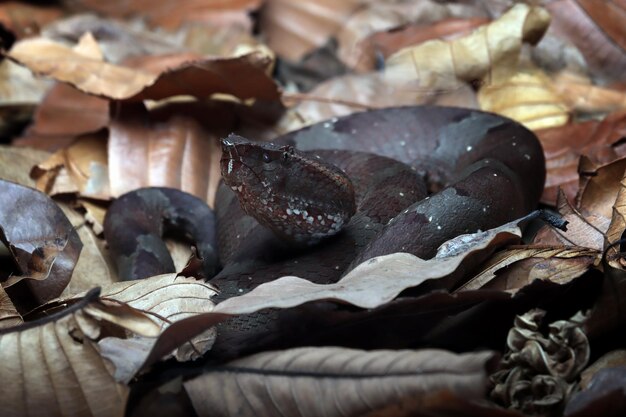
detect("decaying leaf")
[184,346,498,417]
[0,289,130,417]
[580,350,626,389]
[457,245,598,293]
[0,179,82,304]
[385,4,550,91]
[565,366,626,417]
[491,309,590,416]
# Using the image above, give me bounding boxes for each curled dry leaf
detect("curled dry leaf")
[478,66,569,130]
[0,179,82,304]
[0,289,129,417]
[139,212,532,369]
[457,245,598,294]
[184,346,498,417]
[385,4,550,91]
[336,1,488,71]
[8,35,281,102]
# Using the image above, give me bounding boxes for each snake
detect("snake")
[103,105,545,356]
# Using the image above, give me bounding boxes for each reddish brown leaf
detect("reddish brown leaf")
[0,1,63,39]
[0,180,82,304]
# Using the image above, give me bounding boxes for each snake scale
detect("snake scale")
[103,106,545,357]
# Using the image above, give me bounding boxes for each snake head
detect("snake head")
[220,134,356,245]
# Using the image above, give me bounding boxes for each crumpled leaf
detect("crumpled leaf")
[0,179,82,304]
[457,245,598,293]
[184,346,498,417]
[8,34,280,102]
[0,289,130,417]
[385,4,550,91]
[491,309,590,416]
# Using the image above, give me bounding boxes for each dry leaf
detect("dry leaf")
[553,72,626,113]
[0,179,82,304]
[107,105,223,205]
[0,285,22,328]
[0,1,63,39]
[581,350,626,389]
[65,0,261,30]
[385,4,550,91]
[0,289,128,417]
[565,366,626,417]
[0,144,50,187]
[8,35,280,102]
[184,347,498,417]
[260,0,363,61]
[140,212,532,368]
[478,66,569,130]
[457,245,598,293]
[33,132,110,199]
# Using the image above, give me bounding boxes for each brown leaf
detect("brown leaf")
[553,72,626,113]
[546,0,626,84]
[537,111,626,205]
[259,0,363,61]
[385,4,550,91]
[0,285,22,328]
[0,289,128,417]
[0,144,50,187]
[478,66,569,130]
[581,350,626,389]
[184,347,498,417]
[8,35,280,102]
[0,180,82,304]
[107,105,223,205]
[65,0,261,30]
[336,1,489,71]
[457,245,598,294]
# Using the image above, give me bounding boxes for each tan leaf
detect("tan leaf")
[457,245,598,294]
[385,4,550,91]
[0,285,22,329]
[605,170,626,262]
[478,66,569,130]
[33,132,110,199]
[578,157,626,225]
[260,0,363,61]
[0,180,82,304]
[336,2,489,71]
[0,289,128,417]
[553,72,626,113]
[185,347,497,417]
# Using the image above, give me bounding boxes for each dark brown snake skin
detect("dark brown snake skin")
[104,106,545,357]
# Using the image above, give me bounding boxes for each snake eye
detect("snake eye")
[262,153,272,163]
